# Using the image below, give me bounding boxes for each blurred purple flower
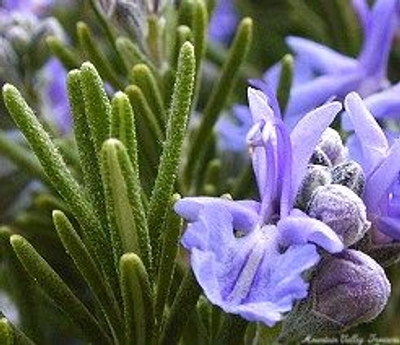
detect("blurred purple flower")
[345,92,400,243]
[2,0,52,15]
[265,0,399,128]
[39,58,70,133]
[175,88,343,326]
[208,0,238,45]
[1,0,70,133]
[217,105,252,153]
[342,82,400,132]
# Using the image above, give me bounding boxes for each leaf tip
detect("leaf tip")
[120,252,140,265]
[282,53,294,66]
[240,17,253,29]
[80,61,96,73]
[9,234,24,249]
[103,137,122,150]
[76,21,87,31]
[2,83,16,97]
[52,209,64,220]
[181,41,195,56]
[113,90,127,101]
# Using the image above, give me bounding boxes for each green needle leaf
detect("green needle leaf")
[184,17,253,186]
[116,37,157,75]
[125,84,162,185]
[79,61,112,154]
[0,315,36,345]
[0,318,13,345]
[67,68,109,235]
[78,61,114,230]
[10,234,112,345]
[147,41,195,267]
[110,91,139,177]
[120,253,154,345]
[0,131,47,183]
[2,83,115,293]
[178,0,194,27]
[192,0,208,93]
[125,85,163,145]
[88,0,127,75]
[214,314,248,345]
[101,139,152,273]
[171,25,193,72]
[130,64,166,130]
[155,194,183,323]
[277,54,294,114]
[2,84,89,221]
[77,22,124,90]
[46,36,80,70]
[147,15,162,66]
[160,270,202,345]
[53,210,124,344]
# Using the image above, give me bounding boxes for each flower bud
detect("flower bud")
[278,250,390,343]
[331,160,365,196]
[99,0,148,43]
[0,13,37,54]
[317,128,346,165]
[309,147,332,167]
[0,12,65,69]
[6,26,31,53]
[295,164,331,210]
[30,18,66,68]
[0,37,19,84]
[313,250,390,324]
[308,185,370,246]
[148,0,171,13]
[99,0,117,16]
[310,128,346,167]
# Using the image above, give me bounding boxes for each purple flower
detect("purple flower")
[216,81,276,154]
[39,58,70,133]
[344,92,400,242]
[217,105,252,153]
[0,0,70,134]
[175,88,344,326]
[265,0,399,128]
[208,0,238,45]
[2,0,52,16]
[361,83,400,121]
[342,82,400,134]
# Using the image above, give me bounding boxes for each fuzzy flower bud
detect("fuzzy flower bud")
[295,164,331,210]
[310,128,346,166]
[99,0,148,42]
[278,250,390,343]
[331,160,365,196]
[313,250,390,325]
[308,185,370,246]
[310,147,332,167]
[0,38,19,84]
[0,13,37,54]
[0,12,65,68]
